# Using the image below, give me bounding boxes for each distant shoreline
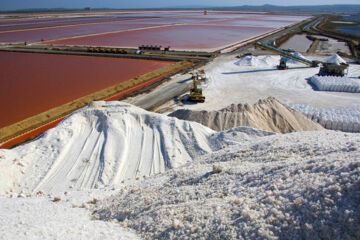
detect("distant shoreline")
[1,4,360,15]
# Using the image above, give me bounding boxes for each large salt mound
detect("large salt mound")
[169,97,324,133]
[0,101,272,195]
[324,54,347,65]
[234,55,278,67]
[286,52,310,65]
[95,131,360,240]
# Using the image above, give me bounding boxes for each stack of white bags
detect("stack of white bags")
[310,75,360,93]
[288,104,360,132]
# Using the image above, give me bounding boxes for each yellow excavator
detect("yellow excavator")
[189,72,205,103]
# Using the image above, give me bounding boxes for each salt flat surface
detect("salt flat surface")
[173,55,360,111]
[0,195,139,240]
[316,39,351,55]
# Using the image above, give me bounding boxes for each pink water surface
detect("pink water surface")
[47,24,276,50]
[0,51,172,128]
[0,22,161,43]
[201,19,297,28]
[0,12,309,51]
[0,16,143,31]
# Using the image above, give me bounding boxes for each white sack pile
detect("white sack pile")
[289,104,360,132]
[309,75,360,93]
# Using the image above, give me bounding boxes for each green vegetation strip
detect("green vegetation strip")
[0,60,193,143]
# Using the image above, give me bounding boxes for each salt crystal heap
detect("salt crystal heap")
[234,55,278,67]
[286,52,311,65]
[324,54,347,65]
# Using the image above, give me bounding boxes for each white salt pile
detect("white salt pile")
[233,54,310,69]
[288,104,360,132]
[324,54,347,65]
[95,131,360,240]
[309,75,360,93]
[234,55,279,67]
[169,97,323,133]
[0,101,359,239]
[0,101,272,195]
[286,52,311,65]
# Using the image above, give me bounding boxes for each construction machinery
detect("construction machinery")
[189,72,205,103]
[254,41,349,76]
[88,47,128,54]
[255,42,320,69]
[318,62,349,77]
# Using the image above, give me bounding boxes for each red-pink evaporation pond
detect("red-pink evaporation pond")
[47,24,276,50]
[0,51,172,128]
[0,22,162,43]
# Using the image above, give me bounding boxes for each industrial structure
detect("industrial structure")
[318,62,349,77]
[255,42,349,76]
[255,42,320,69]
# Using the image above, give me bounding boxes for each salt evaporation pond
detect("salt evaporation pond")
[46,25,276,51]
[0,22,162,43]
[0,51,172,128]
[0,11,310,51]
[281,34,313,52]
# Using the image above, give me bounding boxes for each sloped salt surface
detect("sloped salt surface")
[289,104,360,132]
[169,97,323,133]
[95,131,360,240]
[310,75,360,93]
[0,102,272,195]
[324,54,347,65]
